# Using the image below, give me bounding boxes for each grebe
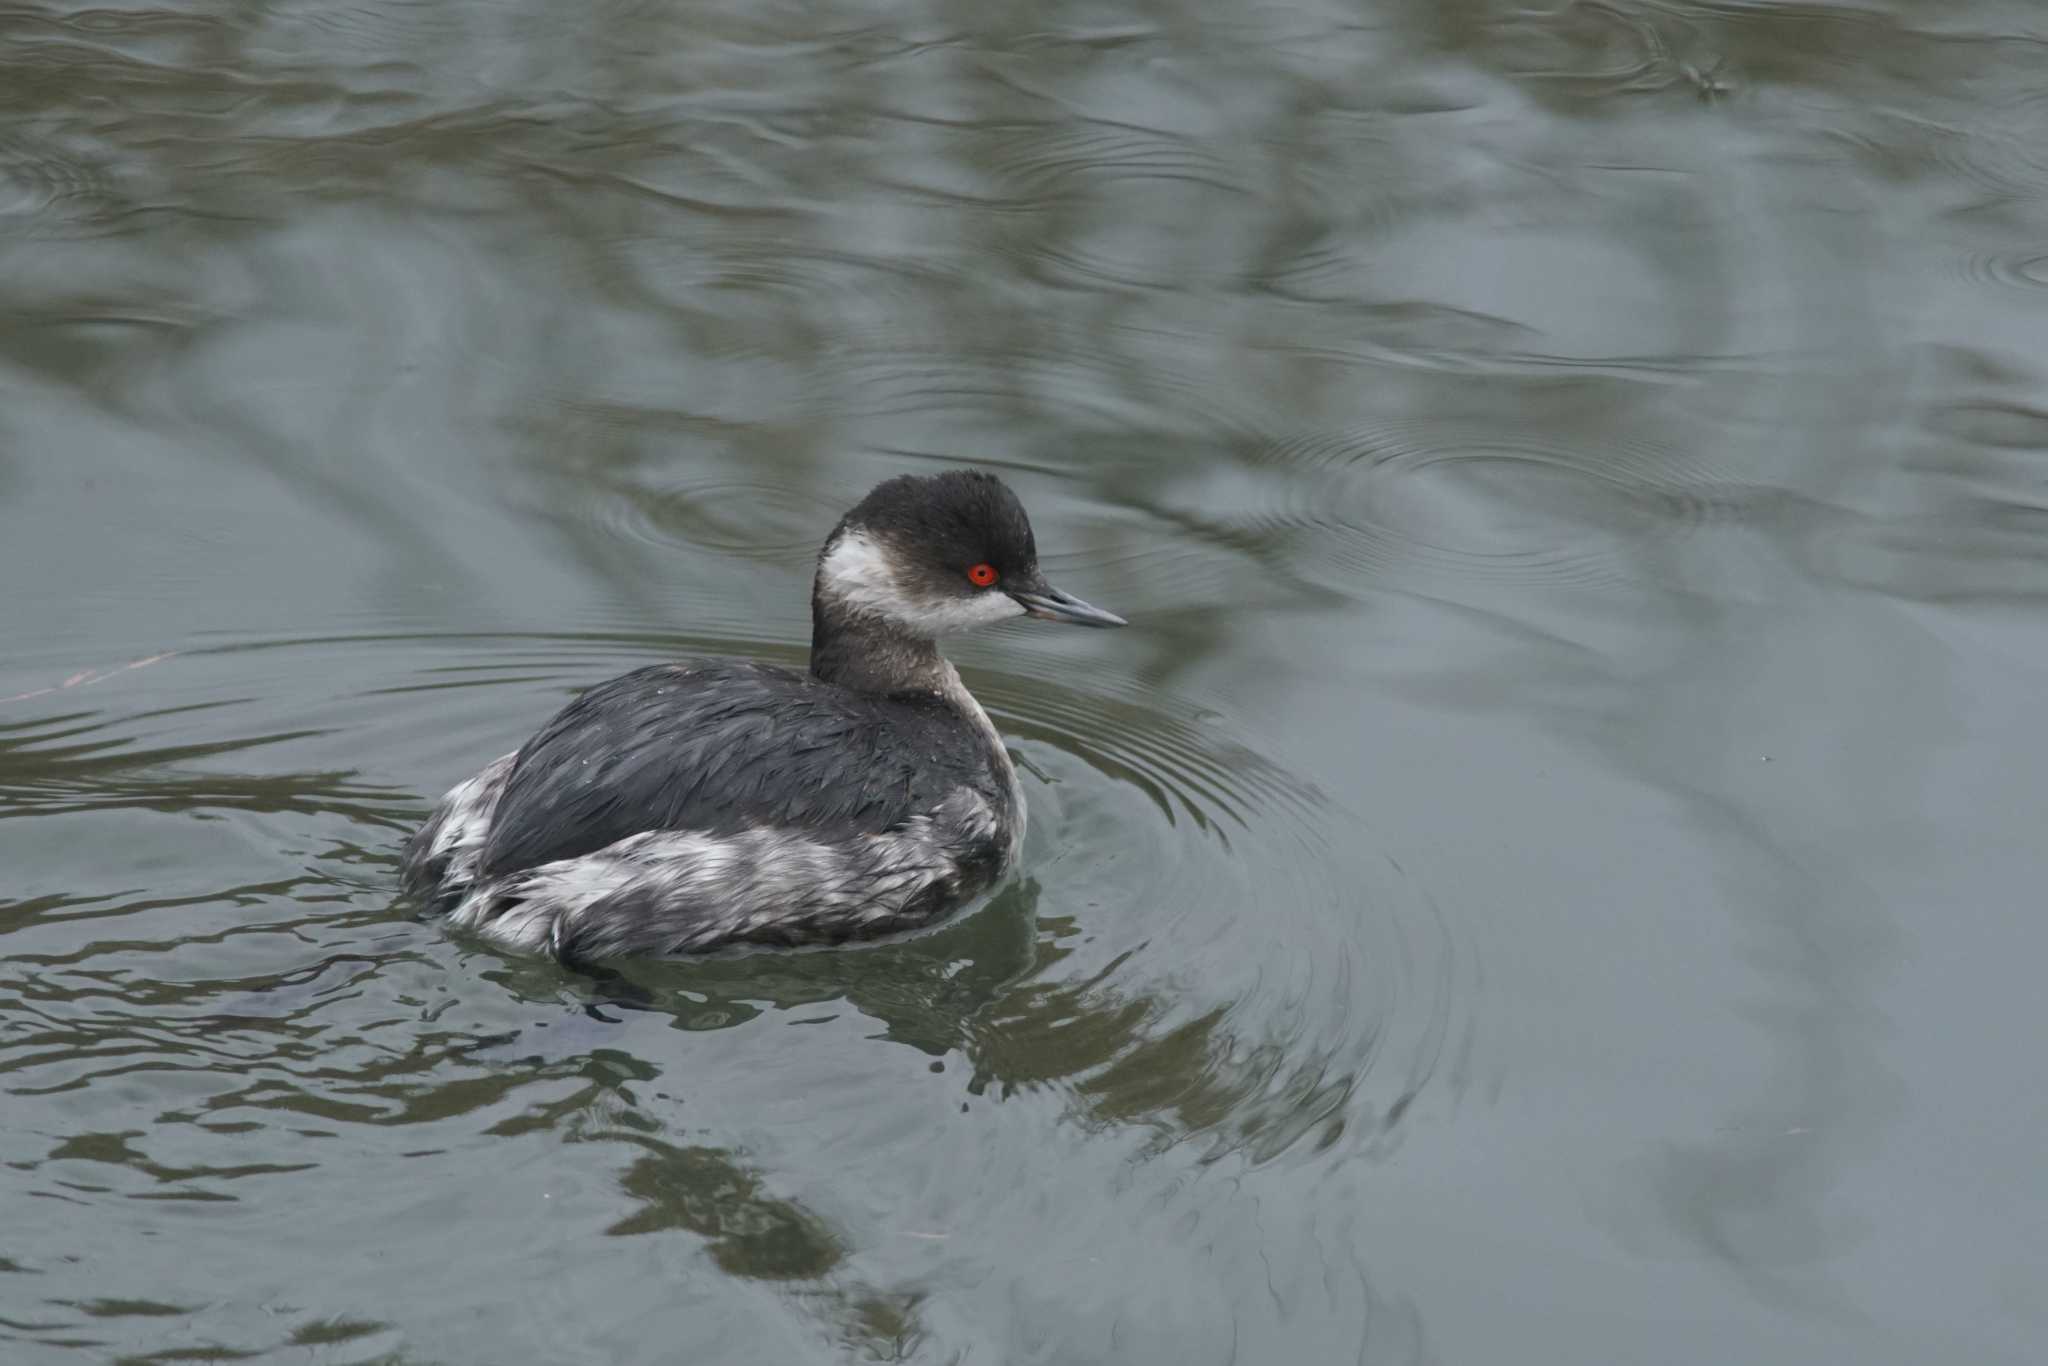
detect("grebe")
[401,471,1124,961]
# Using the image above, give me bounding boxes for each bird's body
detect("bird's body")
[401,471,1121,961]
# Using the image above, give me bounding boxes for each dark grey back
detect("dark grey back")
[477,661,1006,878]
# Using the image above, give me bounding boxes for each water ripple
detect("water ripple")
[985,122,1246,199]
[0,632,1463,1194]
[1957,247,2048,293]
[541,459,851,567]
[0,135,130,237]
[1224,419,1724,593]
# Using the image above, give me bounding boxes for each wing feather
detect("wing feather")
[476,662,993,880]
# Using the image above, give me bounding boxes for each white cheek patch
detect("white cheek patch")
[817,529,901,619]
[817,529,1026,637]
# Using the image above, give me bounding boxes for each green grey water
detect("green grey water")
[3,1,2045,1361]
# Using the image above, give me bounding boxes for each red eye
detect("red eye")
[967,563,999,587]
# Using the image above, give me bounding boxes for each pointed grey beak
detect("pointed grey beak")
[1009,582,1127,628]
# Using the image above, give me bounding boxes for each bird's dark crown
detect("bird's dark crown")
[835,470,1039,580]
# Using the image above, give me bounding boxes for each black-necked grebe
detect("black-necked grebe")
[401,471,1124,961]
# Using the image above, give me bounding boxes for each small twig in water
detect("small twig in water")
[1682,56,1733,102]
[0,651,177,705]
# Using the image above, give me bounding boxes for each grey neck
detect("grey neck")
[809,593,948,697]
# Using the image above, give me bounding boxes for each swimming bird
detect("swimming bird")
[401,471,1124,961]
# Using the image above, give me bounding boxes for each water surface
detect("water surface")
[3,1,2046,1361]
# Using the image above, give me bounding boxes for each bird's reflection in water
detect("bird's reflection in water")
[471,878,1348,1355]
